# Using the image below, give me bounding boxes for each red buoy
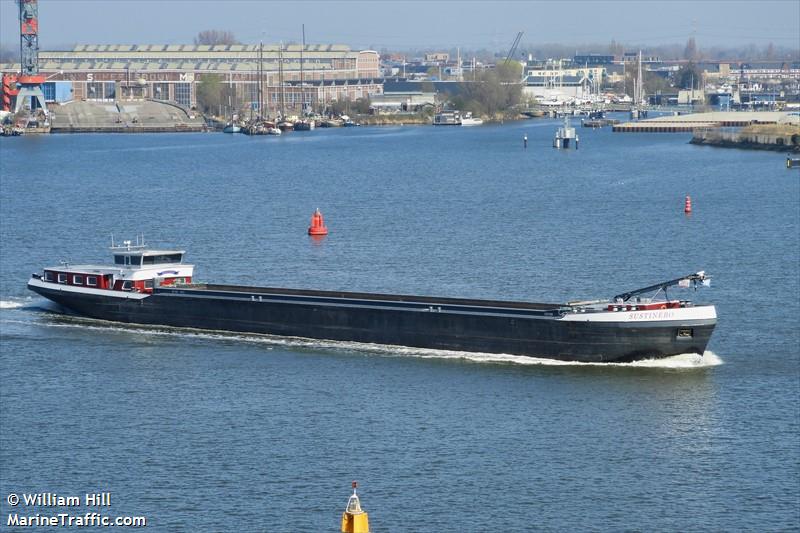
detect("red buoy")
[684,195,692,214]
[308,208,329,236]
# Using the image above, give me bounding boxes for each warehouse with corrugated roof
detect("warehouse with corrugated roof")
[0,43,382,113]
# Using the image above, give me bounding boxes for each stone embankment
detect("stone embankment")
[615,111,798,135]
[50,99,207,133]
[690,124,800,152]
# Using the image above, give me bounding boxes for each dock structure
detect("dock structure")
[49,99,206,133]
[614,121,718,132]
[613,111,798,133]
[553,115,578,148]
[582,118,619,128]
[691,123,800,152]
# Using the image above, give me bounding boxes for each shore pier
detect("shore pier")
[613,111,796,133]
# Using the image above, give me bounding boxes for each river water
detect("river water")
[1,119,798,531]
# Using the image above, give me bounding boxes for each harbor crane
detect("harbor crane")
[14,0,47,115]
[504,31,524,64]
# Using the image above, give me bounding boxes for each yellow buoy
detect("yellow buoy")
[341,481,370,533]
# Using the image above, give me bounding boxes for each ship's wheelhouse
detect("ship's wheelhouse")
[37,242,194,294]
[112,252,184,267]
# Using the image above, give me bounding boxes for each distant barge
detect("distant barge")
[28,241,717,363]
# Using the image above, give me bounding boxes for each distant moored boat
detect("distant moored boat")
[460,112,483,126]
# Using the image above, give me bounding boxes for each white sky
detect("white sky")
[0,0,798,51]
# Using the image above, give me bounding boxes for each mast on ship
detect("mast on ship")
[279,41,285,119]
[300,24,305,112]
[258,40,264,119]
[638,49,645,108]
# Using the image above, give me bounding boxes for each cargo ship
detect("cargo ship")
[27,240,717,362]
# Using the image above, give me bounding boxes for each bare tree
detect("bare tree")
[608,39,624,56]
[683,37,698,61]
[194,30,239,46]
[0,46,16,63]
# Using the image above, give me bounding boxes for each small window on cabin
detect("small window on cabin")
[57,273,67,284]
[73,275,84,285]
[87,276,98,286]
[115,255,125,265]
[121,280,133,291]
[144,280,153,289]
[130,256,142,267]
[145,253,183,264]
[44,272,54,282]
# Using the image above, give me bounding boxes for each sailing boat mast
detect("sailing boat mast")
[622,58,626,99]
[633,52,638,106]
[639,49,646,106]
[258,40,263,118]
[637,49,643,107]
[279,41,285,118]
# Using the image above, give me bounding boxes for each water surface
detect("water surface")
[1,120,798,531]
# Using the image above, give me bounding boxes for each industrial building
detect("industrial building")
[1,43,383,114]
[573,54,615,66]
[369,82,436,113]
[522,59,606,102]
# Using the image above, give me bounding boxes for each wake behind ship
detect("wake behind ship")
[27,240,717,363]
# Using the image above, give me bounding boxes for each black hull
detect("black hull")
[29,283,715,363]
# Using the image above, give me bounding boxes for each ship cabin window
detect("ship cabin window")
[87,276,98,286]
[73,275,84,285]
[121,280,133,291]
[114,255,142,266]
[144,280,153,289]
[57,273,67,284]
[142,253,183,265]
[44,271,54,282]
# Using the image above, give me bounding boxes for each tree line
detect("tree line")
[444,62,523,119]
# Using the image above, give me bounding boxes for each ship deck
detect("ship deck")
[156,283,566,314]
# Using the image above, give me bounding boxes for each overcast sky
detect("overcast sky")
[1,0,798,51]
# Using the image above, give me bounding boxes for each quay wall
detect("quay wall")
[614,111,798,133]
[49,99,207,133]
[690,125,800,152]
